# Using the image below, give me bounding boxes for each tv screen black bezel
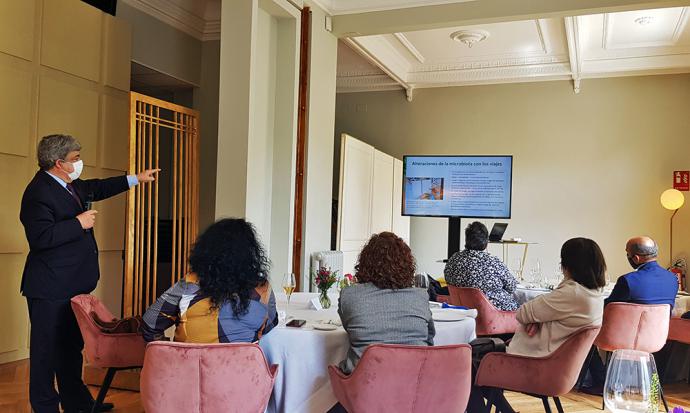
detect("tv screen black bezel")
[401,154,513,219]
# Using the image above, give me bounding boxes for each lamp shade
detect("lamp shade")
[660,189,685,210]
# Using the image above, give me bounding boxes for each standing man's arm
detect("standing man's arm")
[604,276,630,305]
[76,169,159,202]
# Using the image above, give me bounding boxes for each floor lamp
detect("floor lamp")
[660,189,685,266]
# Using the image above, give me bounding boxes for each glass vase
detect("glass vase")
[319,289,331,309]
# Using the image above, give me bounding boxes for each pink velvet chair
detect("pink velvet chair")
[70,295,147,412]
[476,326,600,413]
[328,343,472,413]
[448,286,518,336]
[140,342,278,413]
[593,303,671,411]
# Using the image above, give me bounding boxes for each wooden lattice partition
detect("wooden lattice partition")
[123,92,200,317]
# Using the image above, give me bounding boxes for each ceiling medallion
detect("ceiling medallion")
[634,16,654,26]
[450,30,490,48]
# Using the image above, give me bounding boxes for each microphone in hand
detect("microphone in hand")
[85,193,94,211]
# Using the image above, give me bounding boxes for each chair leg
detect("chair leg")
[659,383,669,413]
[601,351,610,411]
[91,367,117,413]
[484,388,496,413]
[576,346,596,390]
[553,397,564,413]
[541,397,553,413]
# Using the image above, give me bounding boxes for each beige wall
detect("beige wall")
[335,75,690,282]
[116,2,201,86]
[194,40,220,232]
[0,0,131,363]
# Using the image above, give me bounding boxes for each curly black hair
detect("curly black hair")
[189,218,270,316]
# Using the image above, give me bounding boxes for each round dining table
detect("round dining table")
[258,291,477,413]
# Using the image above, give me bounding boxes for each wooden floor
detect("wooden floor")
[2,359,689,412]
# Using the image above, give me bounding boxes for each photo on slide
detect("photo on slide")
[405,177,444,200]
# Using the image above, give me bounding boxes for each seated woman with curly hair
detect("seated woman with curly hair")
[337,231,435,374]
[141,218,277,343]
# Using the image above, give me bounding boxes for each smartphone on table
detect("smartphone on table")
[286,319,306,328]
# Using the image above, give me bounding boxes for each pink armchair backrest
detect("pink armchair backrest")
[448,286,518,336]
[328,344,472,413]
[140,342,278,413]
[70,294,146,368]
[668,316,690,344]
[594,303,670,353]
[476,326,600,396]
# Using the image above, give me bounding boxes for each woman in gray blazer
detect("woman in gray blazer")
[337,231,435,374]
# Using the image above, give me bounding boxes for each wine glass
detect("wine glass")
[604,349,660,413]
[529,259,543,288]
[282,273,296,317]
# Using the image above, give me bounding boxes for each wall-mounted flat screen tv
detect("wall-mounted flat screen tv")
[402,155,513,219]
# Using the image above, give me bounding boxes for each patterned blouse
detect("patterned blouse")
[444,249,519,311]
[141,273,278,343]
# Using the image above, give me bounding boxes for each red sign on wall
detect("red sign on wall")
[674,171,690,191]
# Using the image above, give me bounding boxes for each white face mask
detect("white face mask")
[66,159,83,181]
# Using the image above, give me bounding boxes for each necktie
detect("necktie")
[66,183,83,209]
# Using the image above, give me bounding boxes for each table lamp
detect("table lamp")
[660,189,685,265]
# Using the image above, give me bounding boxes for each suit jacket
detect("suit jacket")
[604,261,678,307]
[337,282,435,374]
[20,171,130,299]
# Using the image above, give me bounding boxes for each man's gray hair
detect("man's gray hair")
[630,240,658,257]
[37,134,81,170]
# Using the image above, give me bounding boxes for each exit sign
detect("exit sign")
[674,171,689,191]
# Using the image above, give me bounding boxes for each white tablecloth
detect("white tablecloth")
[514,285,689,315]
[259,292,476,413]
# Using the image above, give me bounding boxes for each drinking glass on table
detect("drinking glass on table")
[604,349,661,413]
[414,273,429,289]
[282,272,296,317]
[529,259,543,288]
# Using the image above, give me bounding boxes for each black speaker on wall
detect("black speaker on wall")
[81,0,117,16]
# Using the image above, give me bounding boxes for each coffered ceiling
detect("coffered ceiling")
[337,6,690,97]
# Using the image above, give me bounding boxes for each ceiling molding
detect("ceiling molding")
[407,62,572,85]
[412,55,568,72]
[345,36,413,92]
[204,20,221,41]
[564,16,583,93]
[535,19,550,54]
[393,33,426,63]
[337,74,403,92]
[121,0,219,41]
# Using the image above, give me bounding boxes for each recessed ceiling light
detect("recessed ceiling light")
[634,16,654,26]
[450,30,490,48]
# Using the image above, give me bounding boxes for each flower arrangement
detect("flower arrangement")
[313,267,338,308]
[340,273,357,289]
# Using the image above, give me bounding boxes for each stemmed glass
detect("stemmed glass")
[604,349,660,413]
[529,259,543,288]
[282,272,296,318]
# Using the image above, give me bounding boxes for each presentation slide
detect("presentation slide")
[402,155,512,218]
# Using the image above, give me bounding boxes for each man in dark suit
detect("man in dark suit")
[20,134,158,413]
[605,236,678,306]
[581,236,678,395]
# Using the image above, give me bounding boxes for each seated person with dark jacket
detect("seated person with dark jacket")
[444,221,519,311]
[605,236,678,307]
[581,236,677,395]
